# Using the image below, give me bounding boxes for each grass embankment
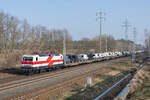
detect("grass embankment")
[127,67,150,100]
[127,80,150,100]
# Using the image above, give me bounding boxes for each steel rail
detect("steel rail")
[94,74,131,100]
[94,63,145,100]
[0,56,124,89]
[0,63,105,94]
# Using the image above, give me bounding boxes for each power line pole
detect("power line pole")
[122,18,131,51]
[144,29,150,55]
[105,34,108,52]
[96,11,106,53]
[63,31,66,64]
[63,32,66,55]
[132,27,136,62]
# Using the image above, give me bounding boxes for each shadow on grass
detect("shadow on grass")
[108,67,131,75]
[0,67,23,75]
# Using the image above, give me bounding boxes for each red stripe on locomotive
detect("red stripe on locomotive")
[22,56,63,66]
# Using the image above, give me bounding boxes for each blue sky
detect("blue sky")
[0,0,150,44]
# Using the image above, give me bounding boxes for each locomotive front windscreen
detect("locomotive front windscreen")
[23,57,33,62]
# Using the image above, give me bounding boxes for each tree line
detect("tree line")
[0,11,144,68]
[0,11,142,54]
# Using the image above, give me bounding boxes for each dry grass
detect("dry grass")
[127,77,150,100]
[0,49,32,68]
[104,70,120,76]
[127,66,150,100]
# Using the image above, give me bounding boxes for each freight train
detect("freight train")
[21,51,143,74]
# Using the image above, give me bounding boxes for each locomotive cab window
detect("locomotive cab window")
[23,57,33,62]
[36,57,38,61]
[61,56,63,59]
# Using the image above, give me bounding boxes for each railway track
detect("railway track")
[0,56,125,88]
[1,56,124,100]
[0,56,119,85]
[94,61,148,100]
[0,55,144,100]
[27,70,127,100]
[0,63,102,93]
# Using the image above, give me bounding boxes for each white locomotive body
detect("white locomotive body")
[22,53,63,72]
